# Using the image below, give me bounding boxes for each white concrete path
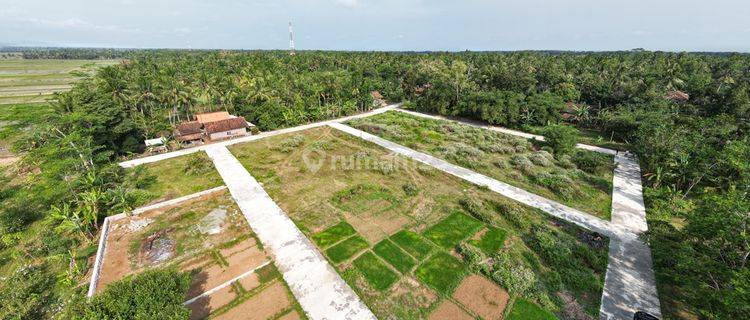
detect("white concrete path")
[393,108,618,155]
[330,122,662,320]
[119,104,399,168]
[204,145,376,320]
[329,122,625,239]
[601,151,661,319]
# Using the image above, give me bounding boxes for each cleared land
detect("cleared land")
[124,152,224,206]
[95,190,303,320]
[347,111,615,219]
[229,126,609,319]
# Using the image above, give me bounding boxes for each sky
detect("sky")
[1,0,749,52]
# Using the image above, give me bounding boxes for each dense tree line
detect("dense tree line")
[0,50,747,319]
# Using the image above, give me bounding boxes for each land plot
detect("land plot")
[347,111,615,219]
[123,151,224,206]
[229,126,609,319]
[95,190,302,319]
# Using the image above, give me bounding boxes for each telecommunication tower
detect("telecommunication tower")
[289,22,296,55]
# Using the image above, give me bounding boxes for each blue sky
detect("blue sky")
[1,0,748,51]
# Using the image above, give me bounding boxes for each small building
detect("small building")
[371,91,387,107]
[175,121,203,143]
[665,90,690,103]
[204,117,250,141]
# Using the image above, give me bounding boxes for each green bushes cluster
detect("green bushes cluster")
[77,268,191,319]
[541,125,579,156]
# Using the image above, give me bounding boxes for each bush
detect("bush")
[80,267,191,320]
[510,154,535,174]
[402,183,418,196]
[571,150,611,174]
[0,264,57,320]
[532,172,580,200]
[542,124,579,156]
[274,134,306,153]
[491,252,537,295]
[528,151,554,167]
[182,153,214,175]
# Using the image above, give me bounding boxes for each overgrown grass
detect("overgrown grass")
[469,227,508,255]
[325,235,369,264]
[353,251,399,291]
[506,299,557,320]
[312,221,356,248]
[229,127,609,318]
[422,212,483,249]
[390,230,434,261]
[124,152,224,206]
[347,111,615,218]
[414,252,466,295]
[373,239,417,274]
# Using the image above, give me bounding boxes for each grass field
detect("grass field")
[124,152,224,206]
[229,126,609,319]
[0,58,118,105]
[347,111,616,219]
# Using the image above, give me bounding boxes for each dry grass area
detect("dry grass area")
[229,126,608,319]
[96,190,303,320]
[347,111,615,219]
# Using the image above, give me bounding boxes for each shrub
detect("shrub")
[80,267,191,319]
[0,264,57,320]
[491,253,536,295]
[532,172,580,200]
[528,151,554,167]
[571,150,611,174]
[542,124,579,156]
[402,183,418,196]
[274,134,305,153]
[459,197,491,223]
[510,154,535,174]
[182,153,213,175]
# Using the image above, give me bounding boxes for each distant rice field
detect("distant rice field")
[0,57,118,105]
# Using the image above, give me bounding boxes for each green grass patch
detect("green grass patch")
[423,212,483,249]
[415,252,466,295]
[507,298,557,320]
[312,221,357,248]
[353,251,399,291]
[390,230,433,260]
[373,239,417,274]
[331,184,400,216]
[469,227,508,255]
[325,235,369,264]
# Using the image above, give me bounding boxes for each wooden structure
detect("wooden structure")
[174,112,254,143]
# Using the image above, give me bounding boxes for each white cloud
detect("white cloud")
[335,0,359,8]
[17,17,140,33]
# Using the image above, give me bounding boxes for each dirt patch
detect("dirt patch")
[138,229,176,265]
[214,281,292,320]
[197,208,227,235]
[429,300,474,320]
[238,273,261,291]
[558,291,595,320]
[219,238,257,258]
[344,211,410,244]
[187,285,236,320]
[392,277,438,310]
[452,274,509,320]
[186,245,266,299]
[277,310,302,320]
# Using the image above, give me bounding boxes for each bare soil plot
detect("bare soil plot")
[95,190,302,319]
[429,300,474,320]
[229,126,609,319]
[347,111,615,219]
[452,274,510,320]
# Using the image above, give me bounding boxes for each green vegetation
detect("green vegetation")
[231,127,608,318]
[3,49,747,319]
[507,299,557,320]
[470,227,508,255]
[373,239,417,273]
[312,221,356,248]
[76,267,191,320]
[325,235,369,263]
[414,252,466,295]
[348,111,615,218]
[541,124,579,156]
[389,230,434,261]
[352,251,400,291]
[123,152,224,205]
[422,212,483,249]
